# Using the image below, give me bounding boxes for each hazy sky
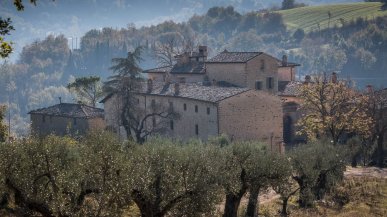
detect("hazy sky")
[1,0,360,61]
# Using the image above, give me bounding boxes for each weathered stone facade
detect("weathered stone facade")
[102,82,283,149]
[29,103,105,137]
[103,48,301,147]
[218,90,283,151]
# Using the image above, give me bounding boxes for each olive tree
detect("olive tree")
[244,151,291,217]
[126,138,223,217]
[0,132,131,216]
[290,141,347,208]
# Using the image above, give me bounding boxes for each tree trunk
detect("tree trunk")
[377,132,385,168]
[280,197,289,217]
[223,193,244,217]
[298,185,313,208]
[245,187,260,217]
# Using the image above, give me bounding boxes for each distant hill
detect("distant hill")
[278,2,387,32]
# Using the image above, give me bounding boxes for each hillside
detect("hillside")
[278,2,387,32]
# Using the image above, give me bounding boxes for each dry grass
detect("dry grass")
[259,176,387,217]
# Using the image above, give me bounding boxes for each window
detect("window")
[136,98,140,104]
[255,81,262,90]
[151,99,156,108]
[73,118,77,126]
[195,105,198,113]
[42,115,46,123]
[183,103,187,111]
[207,107,210,115]
[260,59,265,70]
[170,120,174,130]
[195,124,199,135]
[266,77,274,89]
[169,102,173,111]
[179,77,186,83]
[196,57,199,61]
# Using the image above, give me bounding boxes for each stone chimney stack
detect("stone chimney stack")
[199,45,208,61]
[282,55,288,67]
[59,97,62,104]
[147,79,153,93]
[174,83,180,96]
[331,72,338,84]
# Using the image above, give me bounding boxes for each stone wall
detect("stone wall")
[245,54,279,93]
[30,114,98,137]
[136,94,218,141]
[278,66,296,82]
[218,90,284,152]
[206,63,247,87]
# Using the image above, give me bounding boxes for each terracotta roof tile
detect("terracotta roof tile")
[28,103,104,118]
[139,82,249,103]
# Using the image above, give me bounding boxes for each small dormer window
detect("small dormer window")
[196,57,199,62]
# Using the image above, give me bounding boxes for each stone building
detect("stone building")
[29,103,105,137]
[103,47,301,148]
[102,82,284,151]
[206,50,300,93]
[143,46,207,83]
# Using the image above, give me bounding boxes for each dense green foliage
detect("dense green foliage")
[67,76,103,107]
[290,141,347,208]
[0,132,349,217]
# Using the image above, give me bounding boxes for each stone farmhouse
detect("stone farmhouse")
[102,82,284,151]
[29,102,105,137]
[102,46,301,148]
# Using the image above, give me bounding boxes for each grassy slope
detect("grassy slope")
[277,2,387,32]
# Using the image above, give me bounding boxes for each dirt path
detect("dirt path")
[344,166,387,179]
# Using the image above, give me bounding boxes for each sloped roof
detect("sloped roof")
[170,62,205,74]
[28,103,104,118]
[278,81,303,96]
[140,82,250,103]
[143,65,172,74]
[206,51,263,63]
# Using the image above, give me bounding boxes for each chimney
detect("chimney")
[59,97,62,104]
[147,79,153,93]
[366,84,373,94]
[331,72,338,84]
[174,83,180,96]
[198,45,208,61]
[304,75,311,84]
[282,55,288,66]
